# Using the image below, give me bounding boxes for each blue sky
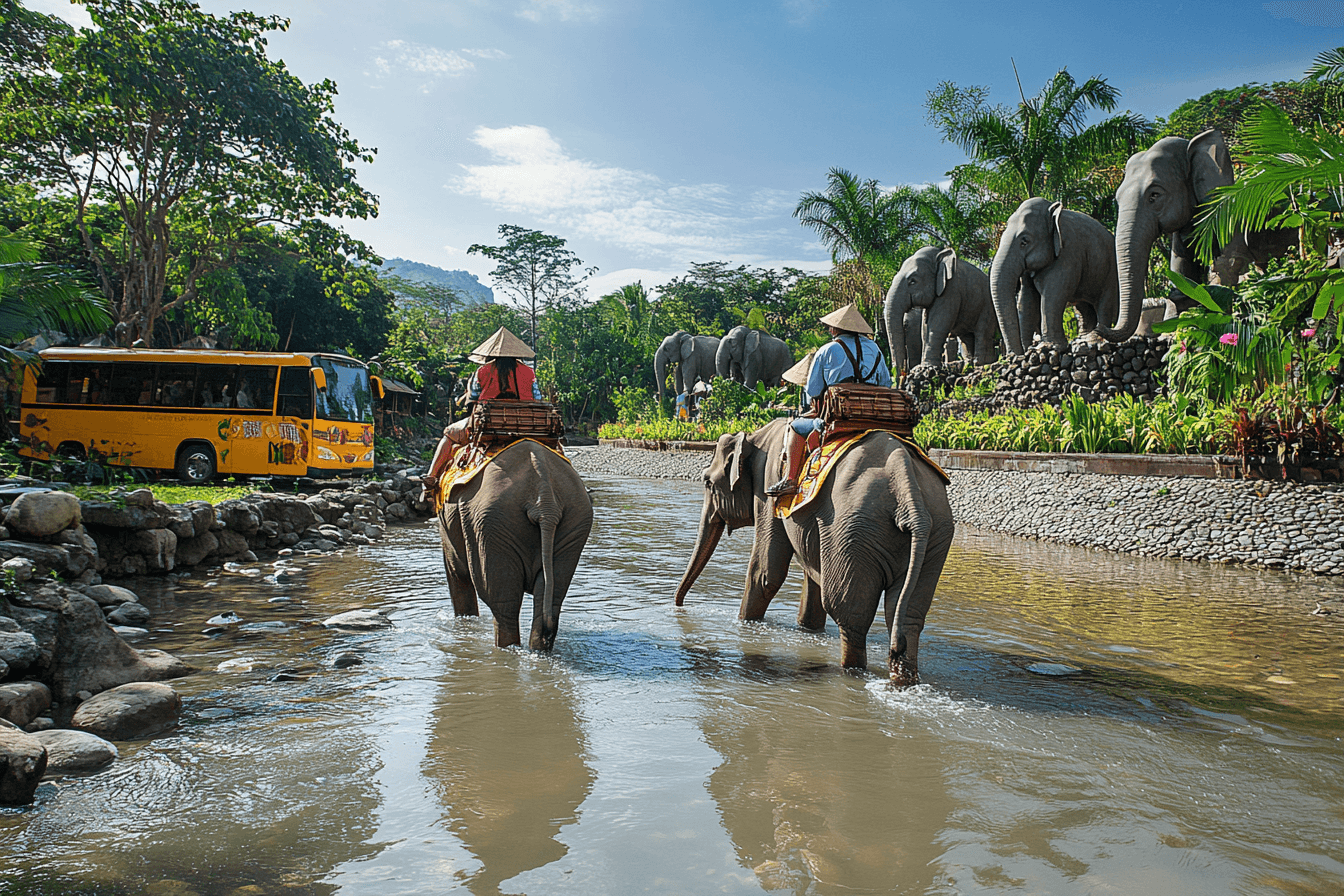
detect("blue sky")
[30,0,1344,298]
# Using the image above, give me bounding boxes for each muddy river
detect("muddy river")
[2,474,1342,895]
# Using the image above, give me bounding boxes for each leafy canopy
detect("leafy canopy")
[467,225,593,349]
[0,0,378,345]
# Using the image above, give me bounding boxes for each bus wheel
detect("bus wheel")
[175,445,217,485]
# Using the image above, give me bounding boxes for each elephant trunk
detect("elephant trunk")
[989,242,1026,356]
[1098,204,1159,343]
[654,350,669,402]
[884,282,910,372]
[674,513,726,606]
[715,340,733,380]
[528,452,562,648]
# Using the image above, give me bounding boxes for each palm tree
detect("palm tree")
[0,231,111,368]
[944,67,1152,211]
[888,181,1003,266]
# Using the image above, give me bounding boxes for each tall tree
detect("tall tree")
[0,0,378,346]
[927,68,1151,218]
[467,225,593,349]
[0,230,111,367]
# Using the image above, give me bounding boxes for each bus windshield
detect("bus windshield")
[313,356,374,424]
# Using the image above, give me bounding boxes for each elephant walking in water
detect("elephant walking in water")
[437,440,593,650]
[675,418,954,685]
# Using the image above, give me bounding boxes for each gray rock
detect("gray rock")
[85,584,140,606]
[32,728,117,773]
[0,682,52,727]
[1,557,34,583]
[132,528,177,571]
[70,681,182,740]
[6,491,81,538]
[322,609,391,630]
[175,530,220,567]
[0,631,40,674]
[106,602,151,627]
[0,726,46,804]
[79,501,166,529]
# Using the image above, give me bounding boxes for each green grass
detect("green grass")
[69,483,263,505]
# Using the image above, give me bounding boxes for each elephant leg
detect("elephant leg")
[1018,276,1042,347]
[447,571,479,617]
[796,573,825,631]
[1039,286,1076,347]
[738,518,794,621]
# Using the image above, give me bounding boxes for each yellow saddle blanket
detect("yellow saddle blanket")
[774,429,949,519]
[433,438,570,512]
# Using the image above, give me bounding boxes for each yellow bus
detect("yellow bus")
[18,347,384,483]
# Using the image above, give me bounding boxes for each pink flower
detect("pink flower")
[1178,342,1187,354]
[1302,328,1317,338]
[1219,332,1239,346]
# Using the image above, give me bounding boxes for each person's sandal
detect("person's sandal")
[764,477,799,497]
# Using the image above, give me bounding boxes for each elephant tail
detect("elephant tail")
[526,451,562,629]
[888,446,932,679]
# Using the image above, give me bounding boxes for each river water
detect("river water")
[2,473,1343,895]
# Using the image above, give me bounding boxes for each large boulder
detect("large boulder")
[175,531,219,567]
[0,682,52,727]
[6,491,80,538]
[85,584,140,606]
[70,682,181,740]
[0,631,40,675]
[31,729,117,773]
[0,541,89,578]
[131,528,177,571]
[215,501,260,536]
[79,500,168,530]
[106,602,151,627]
[21,587,192,703]
[0,726,47,804]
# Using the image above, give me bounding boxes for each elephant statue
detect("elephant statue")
[884,246,998,369]
[654,330,721,402]
[990,198,1120,355]
[674,418,954,685]
[715,326,795,391]
[1109,128,1294,341]
[437,440,594,650]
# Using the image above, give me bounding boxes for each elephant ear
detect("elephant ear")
[1049,201,1065,258]
[679,333,695,362]
[1188,128,1234,208]
[746,329,762,355]
[727,431,747,490]
[935,248,957,296]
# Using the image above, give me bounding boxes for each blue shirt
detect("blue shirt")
[805,334,891,402]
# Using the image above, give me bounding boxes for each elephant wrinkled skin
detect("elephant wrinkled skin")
[674,418,954,685]
[715,327,795,391]
[654,331,721,402]
[884,246,998,369]
[990,198,1120,355]
[437,441,594,650]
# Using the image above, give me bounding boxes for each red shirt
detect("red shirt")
[475,361,537,401]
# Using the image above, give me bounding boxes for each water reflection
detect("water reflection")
[425,651,595,895]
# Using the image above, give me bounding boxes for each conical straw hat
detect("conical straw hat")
[781,352,814,387]
[468,327,535,363]
[819,303,873,336]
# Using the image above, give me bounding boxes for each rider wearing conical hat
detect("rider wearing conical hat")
[423,327,543,496]
[765,304,891,497]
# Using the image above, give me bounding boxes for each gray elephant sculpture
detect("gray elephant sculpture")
[1109,128,1295,341]
[674,418,954,685]
[437,441,593,650]
[715,326,795,390]
[884,246,998,369]
[654,330,721,402]
[990,198,1120,354]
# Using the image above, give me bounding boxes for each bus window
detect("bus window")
[108,363,155,405]
[198,366,239,409]
[34,361,69,404]
[154,364,198,407]
[236,366,277,411]
[277,366,311,418]
[61,362,111,404]
[314,356,373,423]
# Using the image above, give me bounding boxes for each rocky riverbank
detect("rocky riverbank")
[0,465,436,804]
[568,445,1344,578]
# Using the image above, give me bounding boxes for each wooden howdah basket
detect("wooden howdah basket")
[470,399,564,444]
[819,383,920,437]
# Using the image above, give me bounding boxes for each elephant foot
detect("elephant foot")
[528,628,557,651]
[1073,331,1107,347]
[889,654,919,687]
[839,631,867,669]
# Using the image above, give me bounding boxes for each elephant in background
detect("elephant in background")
[1110,128,1295,341]
[715,326,795,390]
[654,331,720,402]
[990,198,1120,355]
[437,440,593,650]
[674,417,954,685]
[884,246,998,369]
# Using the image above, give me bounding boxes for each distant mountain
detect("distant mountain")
[379,257,494,306]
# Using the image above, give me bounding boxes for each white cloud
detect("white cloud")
[369,40,488,92]
[516,0,600,22]
[25,0,92,29]
[461,48,511,60]
[1263,1,1344,26]
[451,125,800,262]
